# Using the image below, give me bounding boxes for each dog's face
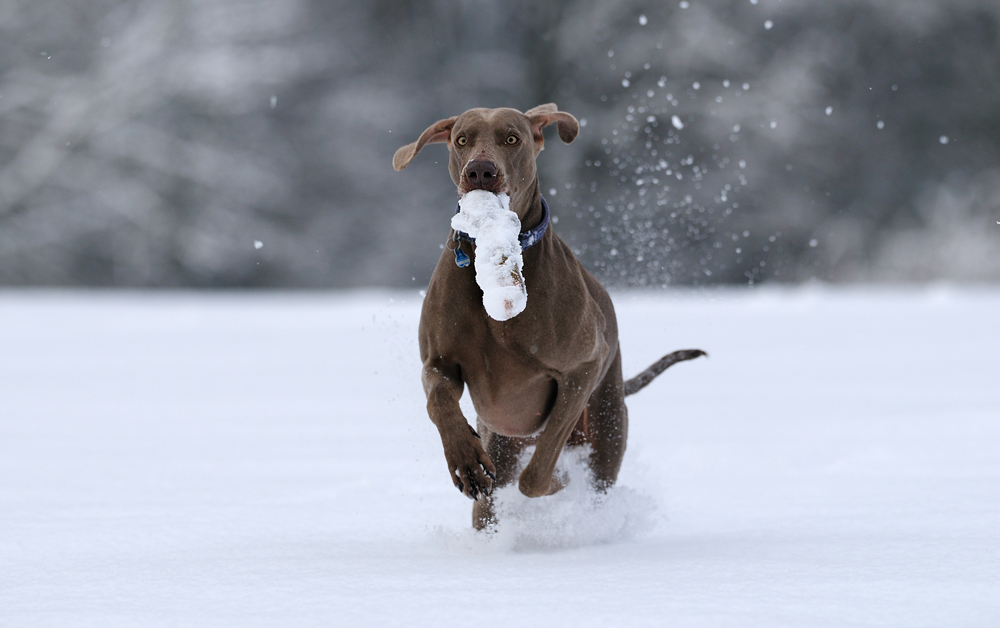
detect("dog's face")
[447,108,535,213]
[393,104,579,221]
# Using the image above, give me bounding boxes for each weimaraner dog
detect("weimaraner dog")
[394,104,704,529]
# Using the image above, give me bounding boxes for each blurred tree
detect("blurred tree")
[0,0,998,288]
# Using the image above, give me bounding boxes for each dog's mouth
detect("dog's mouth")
[460,175,507,195]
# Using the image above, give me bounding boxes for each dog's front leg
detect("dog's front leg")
[422,361,496,500]
[518,360,602,498]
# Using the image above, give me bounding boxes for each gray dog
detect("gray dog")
[394,104,704,529]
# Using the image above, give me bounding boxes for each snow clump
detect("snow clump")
[452,190,527,321]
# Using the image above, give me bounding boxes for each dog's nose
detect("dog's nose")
[465,159,497,188]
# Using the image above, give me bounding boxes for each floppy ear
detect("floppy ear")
[524,103,579,152]
[393,117,457,171]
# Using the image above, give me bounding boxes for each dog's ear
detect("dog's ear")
[393,117,457,171]
[525,104,579,152]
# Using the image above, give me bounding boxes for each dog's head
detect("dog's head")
[393,104,579,219]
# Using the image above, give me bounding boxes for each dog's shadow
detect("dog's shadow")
[432,446,658,554]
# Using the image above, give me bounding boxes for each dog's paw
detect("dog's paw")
[517,464,564,498]
[442,424,496,501]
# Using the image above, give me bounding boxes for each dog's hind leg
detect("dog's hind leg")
[472,420,530,530]
[586,346,628,491]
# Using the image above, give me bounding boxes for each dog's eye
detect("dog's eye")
[456,136,467,146]
[506,135,519,145]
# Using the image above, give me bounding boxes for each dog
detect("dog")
[393,104,705,529]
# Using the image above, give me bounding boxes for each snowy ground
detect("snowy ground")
[1,287,998,627]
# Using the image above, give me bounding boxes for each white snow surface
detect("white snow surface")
[2,287,999,626]
[452,191,527,320]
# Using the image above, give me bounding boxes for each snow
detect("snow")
[2,287,999,626]
[452,190,527,320]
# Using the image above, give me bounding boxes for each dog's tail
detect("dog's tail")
[623,349,707,396]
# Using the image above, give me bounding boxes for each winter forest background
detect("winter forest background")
[2,0,999,289]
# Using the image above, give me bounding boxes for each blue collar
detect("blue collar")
[452,195,550,251]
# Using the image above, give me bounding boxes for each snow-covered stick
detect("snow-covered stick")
[451,191,527,321]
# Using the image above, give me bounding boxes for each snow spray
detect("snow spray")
[431,447,657,552]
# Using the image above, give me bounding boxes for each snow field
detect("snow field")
[1,287,998,627]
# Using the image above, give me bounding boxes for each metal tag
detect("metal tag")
[454,244,470,268]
